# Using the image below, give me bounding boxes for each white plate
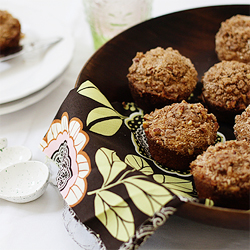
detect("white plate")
[0,73,64,115]
[0,3,74,104]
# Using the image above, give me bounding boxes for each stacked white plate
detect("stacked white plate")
[0,3,74,115]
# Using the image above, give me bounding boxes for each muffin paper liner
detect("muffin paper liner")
[40,80,197,249]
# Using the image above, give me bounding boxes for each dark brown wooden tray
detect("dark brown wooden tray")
[76,5,250,230]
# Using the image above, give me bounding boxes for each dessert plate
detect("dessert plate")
[76,5,250,230]
[0,3,74,104]
[0,73,64,115]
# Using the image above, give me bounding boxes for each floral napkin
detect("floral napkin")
[40,80,197,249]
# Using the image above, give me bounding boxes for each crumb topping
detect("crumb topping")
[127,47,198,101]
[143,100,218,155]
[0,10,21,51]
[234,104,250,141]
[202,60,250,111]
[190,140,250,193]
[215,14,250,63]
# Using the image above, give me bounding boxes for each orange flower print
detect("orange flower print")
[40,112,91,207]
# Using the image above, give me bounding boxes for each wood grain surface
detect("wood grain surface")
[76,5,250,230]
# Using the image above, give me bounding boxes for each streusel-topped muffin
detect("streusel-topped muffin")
[190,140,250,209]
[201,60,250,123]
[0,10,21,52]
[215,15,250,64]
[143,100,219,170]
[234,104,250,141]
[127,47,198,113]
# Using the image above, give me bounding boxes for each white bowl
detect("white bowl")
[0,161,50,203]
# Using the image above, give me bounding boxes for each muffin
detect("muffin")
[143,100,219,171]
[201,60,250,123]
[234,104,250,141]
[0,10,21,53]
[190,140,250,210]
[215,14,250,64]
[127,47,198,113]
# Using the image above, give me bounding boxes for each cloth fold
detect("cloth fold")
[41,80,195,249]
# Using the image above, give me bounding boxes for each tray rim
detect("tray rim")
[75,4,250,230]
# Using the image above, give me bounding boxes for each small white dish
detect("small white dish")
[0,145,32,170]
[0,161,50,203]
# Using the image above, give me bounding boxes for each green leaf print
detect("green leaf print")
[95,147,127,186]
[94,190,135,242]
[124,177,173,216]
[91,147,174,242]
[125,154,154,175]
[87,107,123,136]
[77,80,113,108]
[153,174,193,199]
[77,81,125,136]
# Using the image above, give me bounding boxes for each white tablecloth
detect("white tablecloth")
[0,0,249,249]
